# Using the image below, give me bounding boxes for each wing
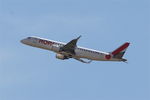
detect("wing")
[59,36,81,55]
[74,58,92,64]
[58,36,92,63]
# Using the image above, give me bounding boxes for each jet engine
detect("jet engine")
[56,53,68,60]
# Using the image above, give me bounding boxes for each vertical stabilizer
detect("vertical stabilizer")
[111,42,130,59]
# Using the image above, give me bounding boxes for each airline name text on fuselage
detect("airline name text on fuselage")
[39,39,54,46]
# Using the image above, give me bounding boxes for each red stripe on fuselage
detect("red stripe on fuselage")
[112,42,130,55]
[39,39,54,46]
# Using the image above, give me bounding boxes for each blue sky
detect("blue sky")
[0,0,149,100]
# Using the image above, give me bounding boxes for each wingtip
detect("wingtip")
[77,35,82,40]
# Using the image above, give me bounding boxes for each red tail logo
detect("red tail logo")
[112,42,130,55]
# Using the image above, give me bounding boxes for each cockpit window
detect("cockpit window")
[27,37,31,39]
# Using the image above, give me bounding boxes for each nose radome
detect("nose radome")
[20,39,25,44]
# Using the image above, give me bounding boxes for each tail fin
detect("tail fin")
[111,42,130,59]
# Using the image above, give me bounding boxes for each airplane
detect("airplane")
[21,36,130,63]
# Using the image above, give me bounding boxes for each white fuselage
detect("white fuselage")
[21,36,121,61]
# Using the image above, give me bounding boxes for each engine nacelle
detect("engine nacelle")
[56,53,67,60]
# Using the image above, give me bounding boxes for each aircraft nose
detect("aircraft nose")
[20,39,25,44]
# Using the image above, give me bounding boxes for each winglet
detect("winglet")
[76,35,82,40]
